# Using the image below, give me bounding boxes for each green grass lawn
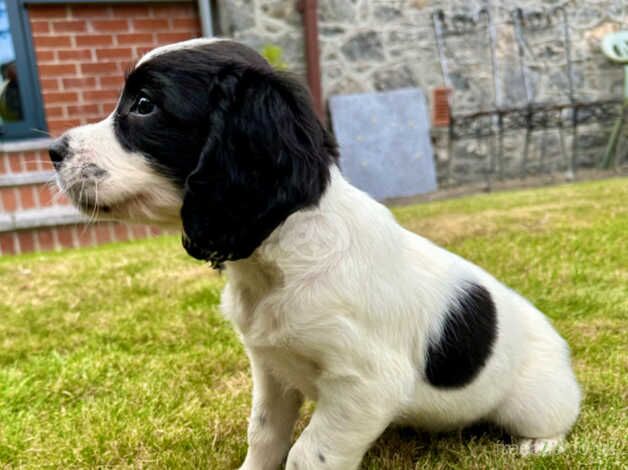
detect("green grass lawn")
[1,178,626,469]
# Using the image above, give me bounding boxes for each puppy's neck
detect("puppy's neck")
[225,165,356,284]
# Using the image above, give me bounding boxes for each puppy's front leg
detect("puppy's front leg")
[286,383,395,470]
[239,354,303,470]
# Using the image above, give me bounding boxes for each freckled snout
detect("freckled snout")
[48,136,71,169]
[80,163,108,180]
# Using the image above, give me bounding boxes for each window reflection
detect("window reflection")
[0,0,22,123]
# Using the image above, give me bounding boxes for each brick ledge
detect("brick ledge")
[0,171,56,187]
[0,138,53,153]
[0,206,91,232]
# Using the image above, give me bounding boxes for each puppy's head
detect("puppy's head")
[50,38,338,266]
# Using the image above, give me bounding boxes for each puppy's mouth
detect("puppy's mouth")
[76,199,112,214]
[73,193,149,217]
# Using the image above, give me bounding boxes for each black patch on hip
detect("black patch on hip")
[425,283,497,388]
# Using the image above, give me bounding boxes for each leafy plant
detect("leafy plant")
[261,44,288,70]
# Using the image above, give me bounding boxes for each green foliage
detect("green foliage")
[261,44,288,70]
[0,178,626,468]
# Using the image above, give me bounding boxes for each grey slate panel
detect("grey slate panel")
[329,87,438,200]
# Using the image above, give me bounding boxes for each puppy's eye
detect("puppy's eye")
[132,96,155,115]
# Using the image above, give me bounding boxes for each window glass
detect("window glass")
[0,0,23,125]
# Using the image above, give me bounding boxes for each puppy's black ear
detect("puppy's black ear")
[181,67,338,266]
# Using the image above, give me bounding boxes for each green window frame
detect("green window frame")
[1,1,46,141]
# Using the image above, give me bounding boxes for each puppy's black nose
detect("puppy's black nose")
[49,136,70,168]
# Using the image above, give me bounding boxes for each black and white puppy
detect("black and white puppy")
[50,38,581,469]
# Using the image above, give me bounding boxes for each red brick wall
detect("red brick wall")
[0,222,162,256]
[0,147,54,174]
[28,2,201,136]
[0,148,65,213]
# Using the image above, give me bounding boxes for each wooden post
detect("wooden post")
[297,0,324,121]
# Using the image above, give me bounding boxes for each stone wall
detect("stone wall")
[217,0,627,185]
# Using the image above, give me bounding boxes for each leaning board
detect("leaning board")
[329,87,437,200]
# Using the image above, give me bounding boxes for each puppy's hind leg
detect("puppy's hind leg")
[488,343,581,456]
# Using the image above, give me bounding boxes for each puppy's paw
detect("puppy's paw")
[517,436,565,456]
